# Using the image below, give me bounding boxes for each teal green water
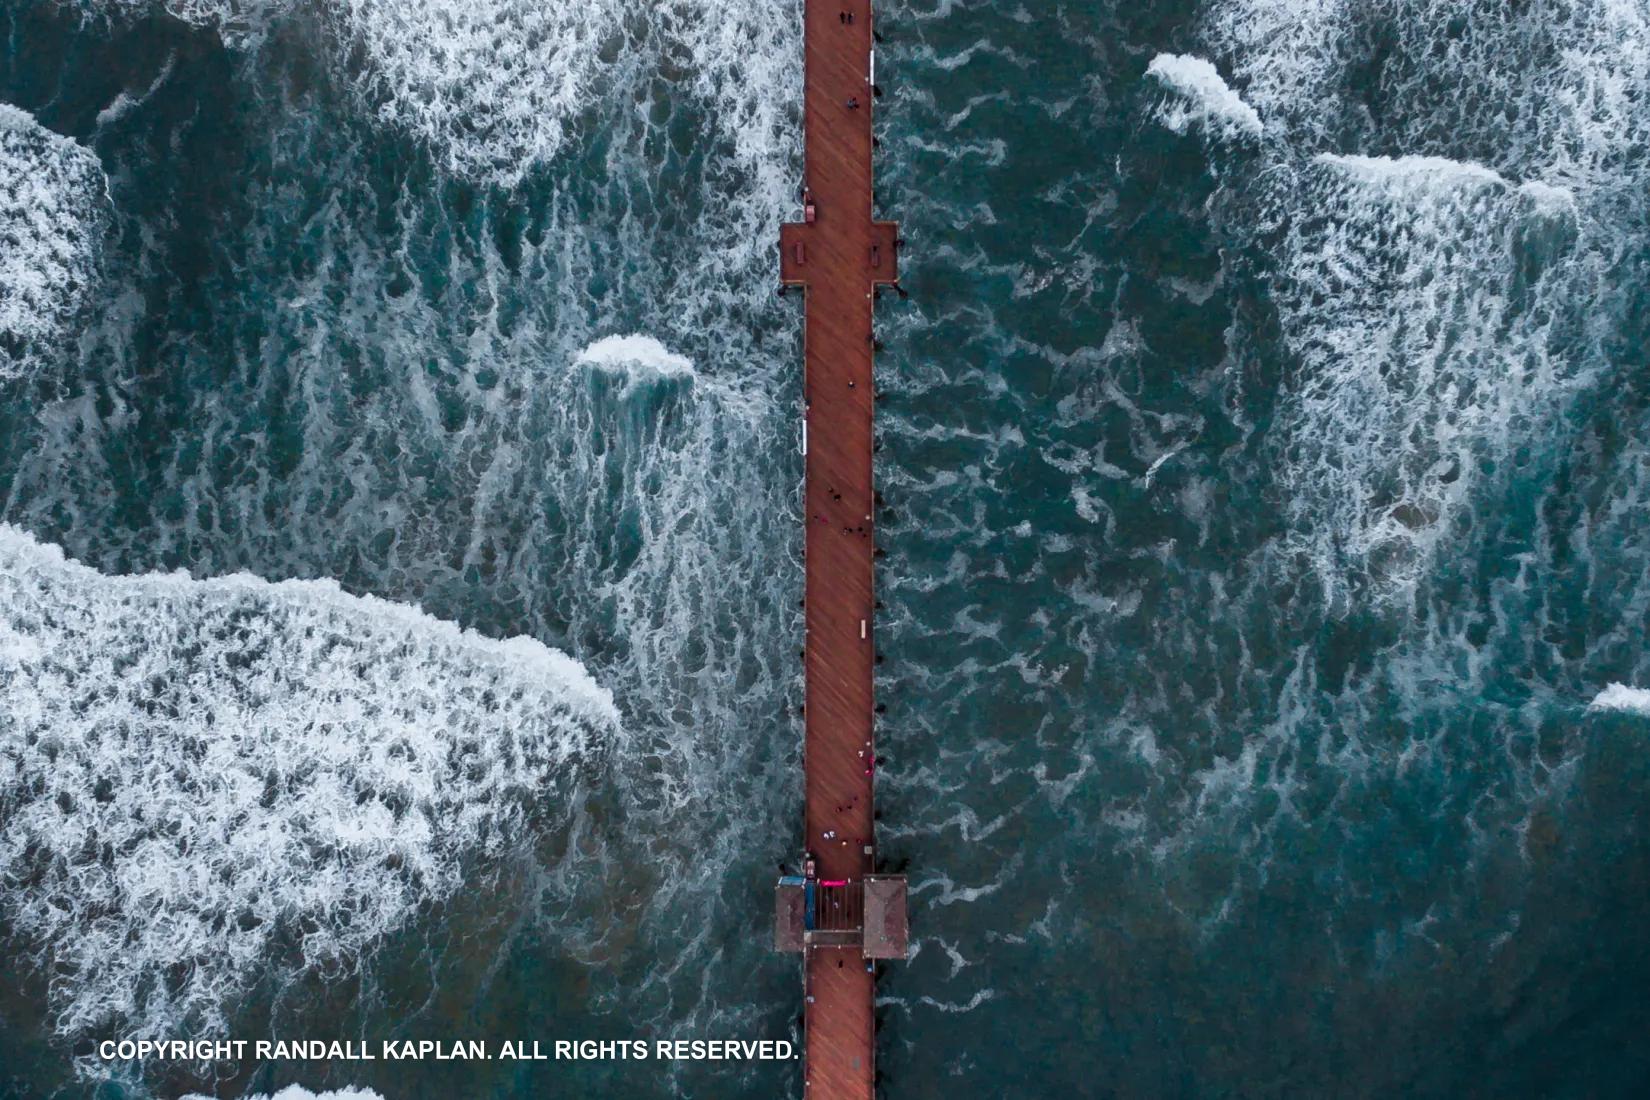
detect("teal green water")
[3,1,1650,1098]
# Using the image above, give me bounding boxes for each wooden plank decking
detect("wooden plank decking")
[775,2,897,1100]
[780,1,897,1097]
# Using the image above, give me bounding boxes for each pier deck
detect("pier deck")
[780,1,898,1097]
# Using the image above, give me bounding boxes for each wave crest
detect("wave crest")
[1146,53,1262,140]
[1590,683,1650,716]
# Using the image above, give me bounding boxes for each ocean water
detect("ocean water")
[2,1,1649,1098]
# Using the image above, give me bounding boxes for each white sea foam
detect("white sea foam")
[1200,0,1352,146]
[323,0,795,188]
[85,0,795,192]
[577,334,696,380]
[1516,179,1579,217]
[1193,1,1650,605]
[1316,152,1507,190]
[1204,70,1616,603]
[1589,683,1650,716]
[1207,0,1650,200]
[87,0,275,30]
[1146,53,1262,140]
[1258,151,1578,600]
[0,104,107,382]
[330,0,622,185]
[0,525,618,1041]
[915,989,998,1014]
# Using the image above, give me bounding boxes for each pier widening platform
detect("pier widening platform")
[775,2,904,1099]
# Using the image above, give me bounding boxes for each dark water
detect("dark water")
[3,1,1650,1098]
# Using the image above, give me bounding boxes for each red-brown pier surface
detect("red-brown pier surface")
[778,1,898,1097]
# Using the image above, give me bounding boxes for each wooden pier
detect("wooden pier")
[774,2,905,1098]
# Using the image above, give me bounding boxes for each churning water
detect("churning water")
[3,1,1649,1097]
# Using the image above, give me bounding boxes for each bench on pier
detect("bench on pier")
[778,220,902,288]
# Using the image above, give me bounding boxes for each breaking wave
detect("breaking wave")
[1167,0,1648,605]
[577,333,696,381]
[1146,54,1262,140]
[0,525,618,1041]
[1256,152,1586,603]
[0,105,107,383]
[1590,684,1650,717]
